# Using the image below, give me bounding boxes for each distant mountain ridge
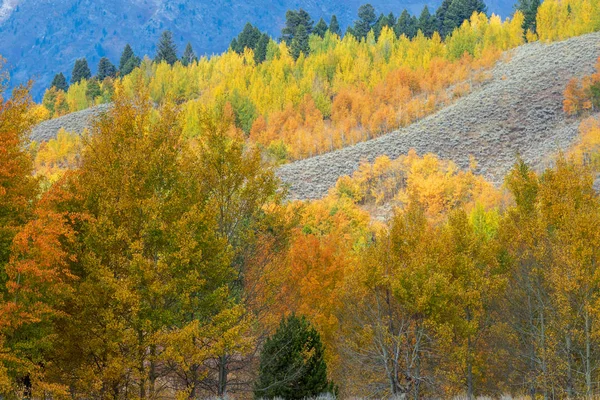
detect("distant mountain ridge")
[0,0,515,100]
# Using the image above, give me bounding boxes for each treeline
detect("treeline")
[4,78,600,398]
[37,0,600,165]
[43,32,196,117]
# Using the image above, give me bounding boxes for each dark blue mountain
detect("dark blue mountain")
[0,0,515,100]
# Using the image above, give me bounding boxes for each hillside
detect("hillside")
[0,0,513,100]
[31,32,600,199]
[277,32,600,199]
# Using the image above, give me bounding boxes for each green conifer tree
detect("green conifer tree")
[314,18,328,38]
[155,30,179,65]
[291,24,310,60]
[119,44,141,76]
[419,6,436,37]
[353,4,377,39]
[181,42,197,66]
[254,315,335,399]
[97,57,117,81]
[329,14,342,36]
[50,73,68,92]
[71,58,91,84]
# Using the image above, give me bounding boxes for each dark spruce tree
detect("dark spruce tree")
[352,4,377,39]
[254,34,270,64]
[50,73,68,92]
[436,0,454,36]
[443,0,487,37]
[181,42,197,66]
[254,315,335,400]
[329,14,342,36]
[314,18,328,38]
[515,0,541,34]
[232,23,262,53]
[418,6,437,37]
[85,78,102,101]
[291,24,310,60]
[281,9,313,43]
[71,58,91,84]
[97,57,117,81]
[373,12,395,39]
[119,44,141,75]
[155,30,179,65]
[395,10,418,38]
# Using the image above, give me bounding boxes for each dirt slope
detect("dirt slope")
[277,32,600,199]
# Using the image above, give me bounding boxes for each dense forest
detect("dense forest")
[1,0,600,398]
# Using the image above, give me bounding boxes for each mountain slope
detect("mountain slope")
[0,0,515,99]
[277,32,600,199]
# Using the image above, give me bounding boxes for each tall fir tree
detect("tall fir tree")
[254,34,270,64]
[155,30,178,65]
[515,0,541,34]
[50,73,68,92]
[436,0,454,36]
[254,315,334,399]
[443,0,487,36]
[418,5,437,37]
[314,18,328,38]
[281,9,313,43]
[71,58,91,84]
[395,10,418,38]
[97,57,117,81]
[119,44,141,75]
[231,23,262,53]
[181,42,197,66]
[353,4,377,39]
[373,12,395,39]
[329,14,342,36]
[291,24,310,60]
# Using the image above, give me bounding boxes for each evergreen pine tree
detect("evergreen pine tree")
[418,5,436,37]
[119,44,141,75]
[254,315,335,400]
[282,9,314,43]
[352,3,377,39]
[291,24,310,60]
[181,42,197,66]
[71,58,91,84]
[329,14,342,36]
[97,57,117,81]
[443,0,487,37]
[373,12,395,39]
[254,34,270,64]
[155,30,178,65]
[50,73,68,92]
[436,0,454,36]
[395,10,418,38]
[233,23,262,53]
[314,18,328,38]
[85,78,102,101]
[515,0,541,34]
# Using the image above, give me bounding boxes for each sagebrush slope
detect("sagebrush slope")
[277,32,600,199]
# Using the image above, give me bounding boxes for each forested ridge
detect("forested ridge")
[1,0,600,398]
